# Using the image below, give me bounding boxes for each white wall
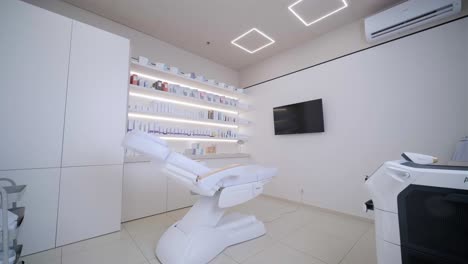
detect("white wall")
[240,0,468,88]
[22,0,239,86]
[244,18,468,218]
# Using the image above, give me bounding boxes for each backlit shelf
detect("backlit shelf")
[129,85,249,115]
[125,153,250,163]
[160,135,246,143]
[128,112,249,129]
[130,61,245,100]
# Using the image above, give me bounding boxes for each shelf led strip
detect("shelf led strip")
[128,112,239,129]
[160,136,238,143]
[129,91,239,115]
[130,71,239,100]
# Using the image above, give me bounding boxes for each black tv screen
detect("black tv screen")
[273,99,324,135]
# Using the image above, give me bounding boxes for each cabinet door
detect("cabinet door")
[62,21,130,167]
[167,177,198,211]
[0,168,60,255]
[0,0,72,170]
[56,165,123,246]
[122,162,167,222]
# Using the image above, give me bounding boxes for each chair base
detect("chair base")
[156,212,266,264]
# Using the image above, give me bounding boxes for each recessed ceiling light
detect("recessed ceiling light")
[231,28,275,54]
[288,0,348,26]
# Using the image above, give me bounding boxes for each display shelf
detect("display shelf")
[186,153,250,160]
[129,85,248,114]
[128,112,247,129]
[159,135,244,142]
[130,61,244,99]
[125,153,250,163]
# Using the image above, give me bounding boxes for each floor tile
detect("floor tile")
[148,257,162,264]
[124,214,174,238]
[340,227,377,264]
[243,242,325,264]
[124,216,171,260]
[265,206,321,240]
[166,207,191,221]
[208,253,239,264]
[230,196,299,222]
[61,227,131,256]
[20,247,62,264]
[224,234,275,263]
[21,196,378,264]
[281,224,357,264]
[61,229,146,264]
[303,211,371,242]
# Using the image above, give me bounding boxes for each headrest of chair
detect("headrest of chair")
[122,131,170,161]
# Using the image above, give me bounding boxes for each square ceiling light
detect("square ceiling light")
[288,0,348,26]
[231,28,275,54]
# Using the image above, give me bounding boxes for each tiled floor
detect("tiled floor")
[21,196,376,264]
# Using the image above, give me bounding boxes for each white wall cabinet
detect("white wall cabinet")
[0,0,72,171]
[167,177,198,211]
[61,21,130,167]
[56,165,123,246]
[1,0,130,253]
[0,168,60,255]
[122,162,167,222]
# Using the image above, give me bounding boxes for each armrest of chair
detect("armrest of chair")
[196,164,242,182]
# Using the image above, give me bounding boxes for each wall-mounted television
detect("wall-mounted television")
[273,99,324,135]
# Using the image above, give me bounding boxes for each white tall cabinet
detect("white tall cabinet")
[57,20,130,246]
[61,20,129,167]
[0,0,72,171]
[0,0,129,254]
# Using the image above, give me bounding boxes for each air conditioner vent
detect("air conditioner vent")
[365,0,462,42]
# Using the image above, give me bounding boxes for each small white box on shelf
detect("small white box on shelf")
[227,85,236,91]
[138,56,149,65]
[155,62,168,70]
[196,75,206,82]
[236,88,245,94]
[217,82,226,89]
[170,66,179,74]
[207,79,216,85]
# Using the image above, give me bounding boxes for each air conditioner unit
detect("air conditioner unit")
[364,0,462,42]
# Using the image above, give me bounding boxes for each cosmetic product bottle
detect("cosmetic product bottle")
[130,74,138,85]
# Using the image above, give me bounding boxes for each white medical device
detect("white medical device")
[365,153,468,264]
[122,131,277,264]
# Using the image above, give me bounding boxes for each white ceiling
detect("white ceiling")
[62,0,400,70]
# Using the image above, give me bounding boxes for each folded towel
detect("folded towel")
[0,249,16,264]
[0,210,18,230]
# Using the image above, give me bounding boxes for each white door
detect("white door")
[56,165,123,246]
[122,162,167,222]
[0,168,60,255]
[0,0,72,170]
[62,21,130,167]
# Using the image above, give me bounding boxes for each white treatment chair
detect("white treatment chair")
[122,131,277,264]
